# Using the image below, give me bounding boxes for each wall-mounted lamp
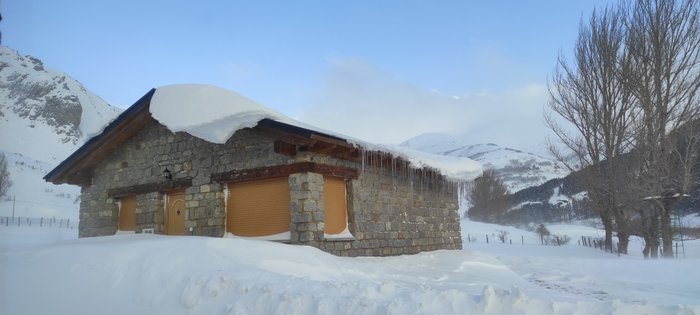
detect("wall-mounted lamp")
[162,168,172,180]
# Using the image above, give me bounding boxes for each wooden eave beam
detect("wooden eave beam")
[254,119,362,162]
[211,162,358,184]
[45,89,157,186]
[53,106,153,185]
[309,133,354,148]
[310,141,338,154]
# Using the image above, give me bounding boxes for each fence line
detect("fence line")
[464,233,534,245]
[0,216,77,229]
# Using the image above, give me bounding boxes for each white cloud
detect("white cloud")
[298,58,554,154]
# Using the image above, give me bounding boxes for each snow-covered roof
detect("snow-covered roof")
[150,84,482,181]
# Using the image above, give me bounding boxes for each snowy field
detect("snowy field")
[1,219,699,315]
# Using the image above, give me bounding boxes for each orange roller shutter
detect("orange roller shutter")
[227,178,291,237]
[324,177,347,234]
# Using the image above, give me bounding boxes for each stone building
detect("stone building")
[45,84,478,256]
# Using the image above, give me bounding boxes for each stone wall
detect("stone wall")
[79,119,290,237]
[78,119,462,256]
[282,151,462,256]
[288,173,324,244]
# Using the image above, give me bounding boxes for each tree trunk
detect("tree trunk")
[612,204,630,254]
[649,212,660,259]
[601,214,613,252]
[642,240,650,258]
[649,238,660,259]
[617,231,629,254]
[660,202,674,258]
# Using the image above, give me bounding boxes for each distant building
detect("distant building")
[45,84,477,256]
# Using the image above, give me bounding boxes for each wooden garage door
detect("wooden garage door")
[323,177,347,234]
[227,178,290,237]
[119,195,136,231]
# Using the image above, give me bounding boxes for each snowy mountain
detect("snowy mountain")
[0,46,120,219]
[401,133,569,193]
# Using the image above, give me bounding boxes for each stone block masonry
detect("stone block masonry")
[78,119,463,256]
[80,120,289,237]
[289,172,325,244]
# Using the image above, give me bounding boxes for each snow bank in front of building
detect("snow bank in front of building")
[2,227,698,315]
[150,84,482,181]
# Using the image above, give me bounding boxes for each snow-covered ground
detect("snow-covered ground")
[0,151,80,220]
[1,219,698,315]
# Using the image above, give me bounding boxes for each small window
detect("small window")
[323,177,347,235]
[118,195,136,231]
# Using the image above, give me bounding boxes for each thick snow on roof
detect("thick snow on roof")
[150,84,292,144]
[150,84,481,181]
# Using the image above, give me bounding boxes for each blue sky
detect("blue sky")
[3,0,613,151]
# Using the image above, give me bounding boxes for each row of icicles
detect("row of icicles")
[357,148,470,198]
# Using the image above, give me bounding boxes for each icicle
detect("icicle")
[391,157,396,189]
[420,168,424,195]
[378,152,383,184]
[361,148,366,175]
[409,166,413,195]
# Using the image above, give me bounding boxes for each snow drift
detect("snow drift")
[1,224,698,315]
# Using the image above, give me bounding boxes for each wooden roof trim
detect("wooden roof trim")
[256,119,353,148]
[211,162,358,183]
[44,89,156,185]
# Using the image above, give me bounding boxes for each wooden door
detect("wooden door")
[118,195,136,231]
[227,178,290,237]
[166,190,186,235]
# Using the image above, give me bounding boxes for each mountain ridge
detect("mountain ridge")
[0,46,121,219]
[401,133,570,193]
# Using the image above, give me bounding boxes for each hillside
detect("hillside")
[401,133,569,193]
[0,46,120,220]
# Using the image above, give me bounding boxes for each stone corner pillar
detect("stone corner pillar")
[288,172,325,245]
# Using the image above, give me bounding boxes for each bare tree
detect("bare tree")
[546,5,637,253]
[467,170,509,222]
[626,0,700,258]
[0,153,11,198]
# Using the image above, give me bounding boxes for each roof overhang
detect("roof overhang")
[44,88,362,186]
[44,89,156,186]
